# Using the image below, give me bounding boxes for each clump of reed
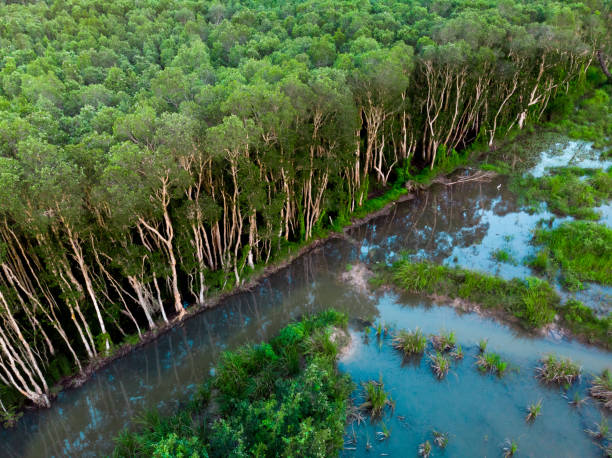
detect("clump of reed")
[589,368,612,410]
[360,379,394,418]
[374,322,391,339]
[431,330,456,352]
[526,399,542,422]
[535,354,581,385]
[433,430,449,448]
[418,440,432,457]
[476,352,508,376]
[585,415,609,440]
[478,338,488,353]
[502,439,518,457]
[376,422,391,441]
[392,328,426,356]
[451,344,464,360]
[566,391,588,408]
[429,352,451,379]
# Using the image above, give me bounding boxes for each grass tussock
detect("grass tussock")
[429,352,451,379]
[392,260,558,329]
[113,310,352,457]
[432,430,449,448]
[533,221,612,289]
[589,369,612,410]
[526,400,542,422]
[502,439,518,457]
[476,352,509,376]
[360,379,394,418]
[430,330,456,352]
[585,415,609,440]
[392,328,427,356]
[418,440,432,457]
[492,248,517,265]
[535,354,581,386]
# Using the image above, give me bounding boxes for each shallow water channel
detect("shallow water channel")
[1,140,610,457]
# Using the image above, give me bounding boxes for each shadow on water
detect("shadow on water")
[1,140,610,457]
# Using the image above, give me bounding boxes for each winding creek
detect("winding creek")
[1,139,611,457]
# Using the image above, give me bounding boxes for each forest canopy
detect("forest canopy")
[0,0,610,411]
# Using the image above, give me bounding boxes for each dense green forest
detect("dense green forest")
[0,0,610,413]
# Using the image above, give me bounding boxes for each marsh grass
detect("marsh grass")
[392,328,427,356]
[418,440,432,457]
[360,379,394,418]
[560,300,612,349]
[376,422,391,441]
[429,352,451,379]
[476,352,509,376]
[567,391,588,408]
[492,248,517,265]
[374,322,392,339]
[451,345,464,360]
[390,260,611,347]
[585,415,609,440]
[511,167,612,220]
[533,221,612,288]
[478,339,488,353]
[430,330,456,352]
[526,399,542,422]
[590,369,612,410]
[391,260,557,329]
[502,439,518,457]
[433,430,449,448]
[536,354,581,385]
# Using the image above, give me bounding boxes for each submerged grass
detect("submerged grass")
[113,310,352,457]
[535,354,581,386]
[532,221,612,289]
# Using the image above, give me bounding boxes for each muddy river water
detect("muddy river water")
[1,140,610,457]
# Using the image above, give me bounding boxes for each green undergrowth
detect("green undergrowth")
[384,260,611,348]
[511,167,612,220]
[112,310,352,457]
[561,300,612,348]
[532,221,612,289]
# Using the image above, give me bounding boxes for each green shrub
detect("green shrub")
[113,311,352,458]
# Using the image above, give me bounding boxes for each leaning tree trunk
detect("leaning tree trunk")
[597,50,611,79]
